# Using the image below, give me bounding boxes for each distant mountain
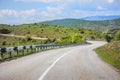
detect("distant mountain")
[82,15,120,21]
[39,18,120,31]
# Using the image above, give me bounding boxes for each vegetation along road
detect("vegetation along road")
[0,41,120,80]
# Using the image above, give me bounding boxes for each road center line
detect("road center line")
[38,50,73,80]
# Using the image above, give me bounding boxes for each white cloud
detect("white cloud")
[40,11,55,17]
[0,6,65,24]
[40,5,65,18]
[0,9,18,17]
[0,9,37,24]
[47,5,64,14]
[0,9,36,19]
[97,6,107,11]
[106,0,114,3]
[20,9,36,19]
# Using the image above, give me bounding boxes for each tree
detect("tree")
[80,30,84,34]
[34,23,37,25]
[45,38,52,44]
[105,34,112,43]
[25,35,32,41]
[0,28,11,34]
[103,30,112,43]
[90,36,95,40]
[27,31,30,34]
[2,41,6,45]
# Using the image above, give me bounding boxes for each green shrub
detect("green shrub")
[25,35,32,41]
[103,30,113,43]
[57,34,84,44]
[57,36,71,44]
[2,41,6,45]
[71,34,84,43]
[115,31,120,41]
[0,28,11,34]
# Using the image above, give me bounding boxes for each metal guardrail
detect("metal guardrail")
[0,42,89,61]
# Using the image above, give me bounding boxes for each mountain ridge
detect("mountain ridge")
[82,15,120,21]
[39,18,120,31]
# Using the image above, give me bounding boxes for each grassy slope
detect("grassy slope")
[0,24,102,39]
[0,24,78,38]
[0,24,102,47]
[95,41,120,70]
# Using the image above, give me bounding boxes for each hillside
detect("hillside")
[39,18,120,31]
[0,24,101,39]
[0,24,102,47]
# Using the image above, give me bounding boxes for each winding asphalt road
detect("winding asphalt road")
[0,41,120,80]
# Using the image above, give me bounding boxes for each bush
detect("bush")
[103,30,112,43]
[0,28,11,34]
[2,41,6,45]
[57,34,84,44]
[115,31,120,41]
[57,36,71,44]
[104,34,112,43]
[71,34,84,43]
[25,35,32,41]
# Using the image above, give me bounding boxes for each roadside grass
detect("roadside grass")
[95,41,120,70]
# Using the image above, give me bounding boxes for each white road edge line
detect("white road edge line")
[38,50,73,80]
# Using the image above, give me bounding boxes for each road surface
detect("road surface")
[0,41,120,80]
[0,34,48,40]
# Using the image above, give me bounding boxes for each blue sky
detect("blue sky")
[0,0,120,24]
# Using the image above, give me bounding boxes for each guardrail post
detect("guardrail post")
[36,48,38,51]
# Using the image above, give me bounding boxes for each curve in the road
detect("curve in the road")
[38,50,73,80]
[0,41,120,80]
